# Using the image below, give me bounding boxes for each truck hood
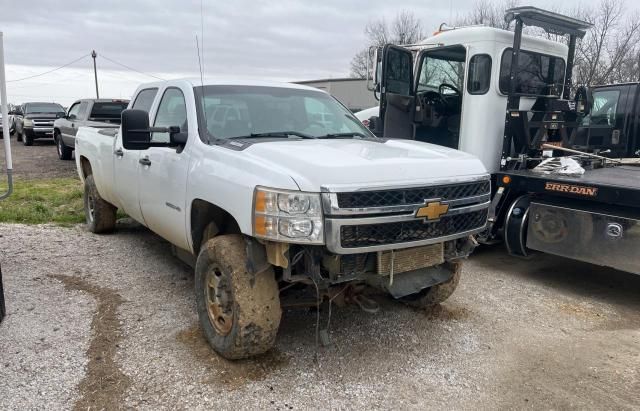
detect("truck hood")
[24,113,59,119]
[244,139,488,192]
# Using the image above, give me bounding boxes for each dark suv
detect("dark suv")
[15,102,65,146]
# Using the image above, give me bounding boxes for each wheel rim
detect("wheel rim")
[205,265,233,336]
[87,193,95,222]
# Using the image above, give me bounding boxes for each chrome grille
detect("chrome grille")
[336,180,490,209]
[32,119,54,127]
[339,209,487,249]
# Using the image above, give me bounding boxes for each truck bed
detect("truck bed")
[501,165,640,208]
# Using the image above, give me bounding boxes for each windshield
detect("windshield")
[194,85,373,141]
[24,103,64,114]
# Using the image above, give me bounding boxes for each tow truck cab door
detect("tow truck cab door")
[379,44,415,139]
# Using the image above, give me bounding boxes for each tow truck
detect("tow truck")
[367,6,640,275]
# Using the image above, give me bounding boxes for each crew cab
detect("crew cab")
[14,102,65,146]
[54,98,129,160]
[75,79,490,359]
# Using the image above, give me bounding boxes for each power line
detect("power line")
[6,54,90,83]
[99,54,165,81]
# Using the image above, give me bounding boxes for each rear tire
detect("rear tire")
[84,174,117,233]
[195,234,281,360]
[56,132,73,160]
[16,131,22,142]
[400,262,462,308]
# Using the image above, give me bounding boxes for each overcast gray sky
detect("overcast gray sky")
[0,0,606,105]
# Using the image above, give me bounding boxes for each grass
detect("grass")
[0,178,86,225]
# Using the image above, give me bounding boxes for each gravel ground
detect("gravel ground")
[0,222,639,410]
[1,134,77,180]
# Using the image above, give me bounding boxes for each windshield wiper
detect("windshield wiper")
[317,132,368,139]
[228,131,316,139]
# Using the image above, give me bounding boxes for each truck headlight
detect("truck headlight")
[253,187,323,244]
[23,119,33,127]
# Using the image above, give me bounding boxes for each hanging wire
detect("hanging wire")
[7,54,90,83]
[99,54,165,81]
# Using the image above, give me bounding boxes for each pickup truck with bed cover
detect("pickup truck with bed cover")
[75,78,490,359]
[53,98,129,160]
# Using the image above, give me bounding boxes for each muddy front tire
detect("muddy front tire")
[195,235,281,360]
[400,262,462,308]
[84,174,117,233]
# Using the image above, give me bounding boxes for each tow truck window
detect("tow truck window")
[417,49,465,93]
[583,90,620,126]
[467,54,491,95]
[152,88,188,143]
[499,49,565,96]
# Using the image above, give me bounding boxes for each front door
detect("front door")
[378,44,415,139]
[138,87,191,250]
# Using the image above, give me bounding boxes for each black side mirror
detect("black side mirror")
[122,109,188,150]
[56,112,65,119]
[122,109,152,150]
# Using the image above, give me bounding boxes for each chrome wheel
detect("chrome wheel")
[205,265,233,336]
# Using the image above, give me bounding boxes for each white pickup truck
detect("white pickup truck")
[75,79,490,359]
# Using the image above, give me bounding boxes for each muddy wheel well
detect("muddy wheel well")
[80,157,92,179]
[190,199,241,255]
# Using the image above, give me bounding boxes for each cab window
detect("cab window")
[499,49,565,96]
[132,88,159,112]
[152,88,188,143]
[584,90,620,126]
[467,54,492,95]
[418,48,466,93]
[67,102,81,118]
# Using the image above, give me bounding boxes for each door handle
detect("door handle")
[71,124,75,128]
[114,148,124,157]
[139,157,152,166]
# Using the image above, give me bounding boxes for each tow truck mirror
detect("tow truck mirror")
[121,109,152,150]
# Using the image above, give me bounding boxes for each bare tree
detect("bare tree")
[350,11,424,78]
[454,0,518,30]
[573,0,640,86]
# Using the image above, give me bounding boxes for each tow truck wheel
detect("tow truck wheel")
[195,234,281,360]
[503,195,531,257]
[55,132,72,160]
[83,174,117,233]
[400,262,461,308]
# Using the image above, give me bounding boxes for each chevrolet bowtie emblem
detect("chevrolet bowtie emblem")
[415,201,449,221]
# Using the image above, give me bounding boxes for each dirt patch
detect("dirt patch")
[424,303,472,321]
[1,135,77,180]
[49,274,131,410]
[176,324,288,390]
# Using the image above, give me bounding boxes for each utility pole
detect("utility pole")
[91,50,99,99]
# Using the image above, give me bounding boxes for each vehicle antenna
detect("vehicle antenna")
[196,0,209,142]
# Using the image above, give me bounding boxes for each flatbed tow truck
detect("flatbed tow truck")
[369,6,640,275]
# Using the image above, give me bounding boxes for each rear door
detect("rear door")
[379,44,415,139]
[113,88,159,223]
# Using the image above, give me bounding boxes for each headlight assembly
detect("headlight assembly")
[23,119,34,127]
[253,187,323,244]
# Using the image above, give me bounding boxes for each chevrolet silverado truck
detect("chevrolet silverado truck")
[15,102,65,145]
[75,79,490,359]
[53,98,129,160]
